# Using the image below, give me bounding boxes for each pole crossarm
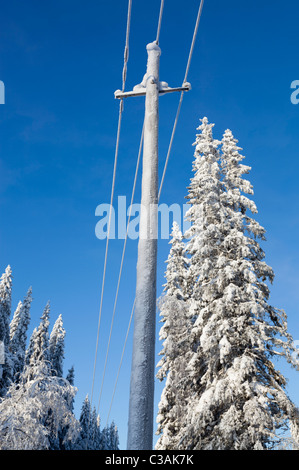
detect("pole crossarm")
[114,81,191,99]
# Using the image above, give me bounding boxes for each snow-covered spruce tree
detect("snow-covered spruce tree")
[90,407,102,450]
[0,266,13,396]
[49,314,65,377]
[108,421,120,450]
[9,287,32,381]
[155,222,192,449]
[75,395,94,450]
[66,365,75,411]
[25,302,50,370]
[173,118,299,450]
[156,118,223,449]
[0,266,12,346]
[100,422,120,450]
[74,395,120,450]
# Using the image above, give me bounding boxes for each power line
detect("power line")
[90,0,133,408]
[155,0,165,45]
[97,123,144,413]
[183,0,205,84]
[159,0,205,200]
[106,298,136,426]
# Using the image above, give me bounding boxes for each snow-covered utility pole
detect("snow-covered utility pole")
[115,41,190,451]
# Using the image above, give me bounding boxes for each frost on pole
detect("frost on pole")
[127,41,161,451]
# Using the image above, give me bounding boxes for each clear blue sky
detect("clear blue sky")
[1,0,299,449]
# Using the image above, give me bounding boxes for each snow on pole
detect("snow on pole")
[127,41,161,451]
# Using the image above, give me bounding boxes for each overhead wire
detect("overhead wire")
[158,0,205,200]
[155,0,165,45]
[90,0,133,408]
[105,298,136,426]
[97,123,144,413]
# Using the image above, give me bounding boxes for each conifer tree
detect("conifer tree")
[49,314,65,377]
[155,222,191,449]
[0,266,13,396]
[24,327,37,367]
[66,365,75,385]
[100,422,119,450]
[66,365,75,412]
[108,421,120,450]
[9,287,32,380]
[76,395,92,450]
[156,117,299,450]
[0,266,12,346]
[25,302,50,370]
[90,407,101,450]
[100,425,109,450]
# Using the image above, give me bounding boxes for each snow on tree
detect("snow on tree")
[0,269,121,450]
[0,266,13,396]
[49,314,65,377]
[156,117,299,450]
[25,302,50,371]
[100,422,120,450]
[108,421,120,450]
[0,266,12,345]
[0,360,79,450]
[155,222,192,449]
[75,395,93,450]
[74,397,112,451]
[66,365,75,412]
[74,394,119,450]
[100,425,109,450]
[89,407,102,450]
[66,365,75,386]
[156,118,223,449]
[24,327,37,367]
[9,287,32,381]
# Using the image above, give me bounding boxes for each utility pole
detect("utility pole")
[115,41,190,451]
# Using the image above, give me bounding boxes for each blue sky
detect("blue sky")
[1,0,299,449]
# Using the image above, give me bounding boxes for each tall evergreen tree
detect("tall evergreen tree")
[108,421,120,450]
[66,365,75,412]
[0,266,12,346]
[0,266,13,396]
[100,422,119,450]
[155,222,191,449]
[156,117,299,450]
[66,365,75,386]
[76,395,92,450]
[25,302,50,369]
[49,314,65,377]
[9,287,32,380]
[89,407,101,450]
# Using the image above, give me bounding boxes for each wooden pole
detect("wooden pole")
[126,41,160,451]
